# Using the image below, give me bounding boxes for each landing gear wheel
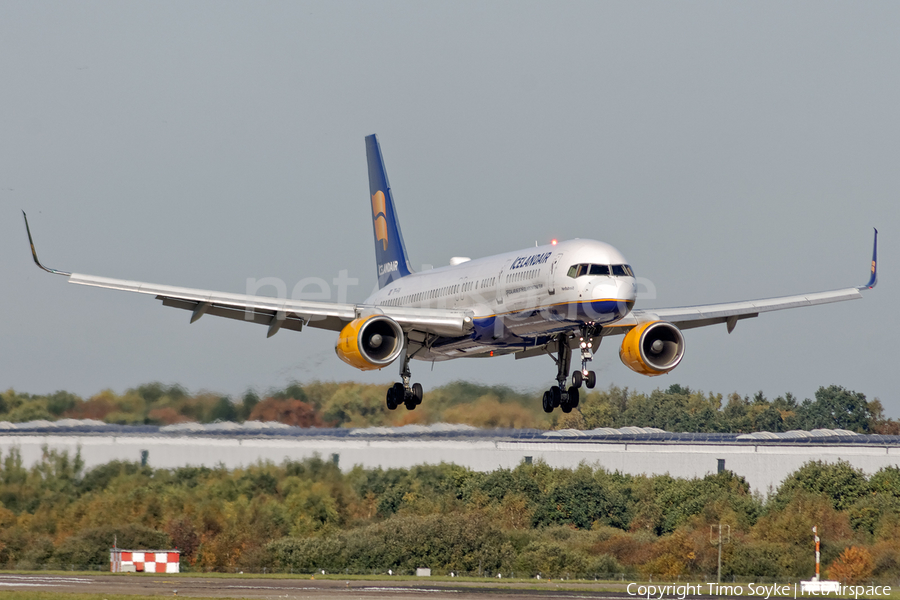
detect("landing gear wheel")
[412,383,424,405]
[540,332,583,414]
[568,386,580,409]
[386,384,403,410]
[572,371,583,389]
[550,386,562,408]
[585,371,596,389]
[402,385,420,411]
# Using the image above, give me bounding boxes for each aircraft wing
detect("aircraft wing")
[602,286,864,337]
[24,215,471,339]
[67,274,471,337]
[601,228,877,337]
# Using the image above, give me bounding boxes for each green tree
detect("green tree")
[771,460,869,512]
[209,397,238,422]
[240,390,260,421]
[725,540,790,578]
[723,393,751,432]
[0,389,34,417]
[5,400,52,422]
[271,383,308,403]
[750,404,784,432]
[869,466,900,499]
[534,465,610,529]
[46,391,80,416]
[847,494,900,536]
[753,491,853,577]
[79,460,147,494]
[772,392,801,430]
[798,385,872,432]
[130,382,187,404]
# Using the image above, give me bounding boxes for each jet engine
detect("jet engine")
[335,315,405,371]
[619,320,685,376]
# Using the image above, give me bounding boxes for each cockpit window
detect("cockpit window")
[611,264,635,277]
[568,263,614,278]
[568,263,634,278]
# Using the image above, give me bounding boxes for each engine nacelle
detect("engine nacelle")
[619,320,685,376]
[335,315,405,371]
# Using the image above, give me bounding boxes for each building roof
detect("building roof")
[2,420,898,446]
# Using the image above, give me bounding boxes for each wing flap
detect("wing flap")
[159,297,314,332]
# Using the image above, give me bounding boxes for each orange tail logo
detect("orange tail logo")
[372,191,388,251]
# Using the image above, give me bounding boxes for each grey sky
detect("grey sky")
[2,2,897,415]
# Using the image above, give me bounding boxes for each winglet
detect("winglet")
[22,211,71,276]
[860,227,877,290]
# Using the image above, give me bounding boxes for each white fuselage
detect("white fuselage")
[365,239,638,360]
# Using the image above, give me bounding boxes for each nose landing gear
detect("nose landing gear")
[542,327,599,414]
[385,352,424,410]
[572,326,598,390]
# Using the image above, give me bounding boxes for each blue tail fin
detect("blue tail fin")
[366,134,414,289]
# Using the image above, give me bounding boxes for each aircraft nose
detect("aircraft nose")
[618,278,637,303]
[590,279,637,303]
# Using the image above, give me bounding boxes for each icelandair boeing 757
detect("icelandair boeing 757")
[24,134,877,414]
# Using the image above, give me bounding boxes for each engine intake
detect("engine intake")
[619,320,685,376]
[335,315,404,371]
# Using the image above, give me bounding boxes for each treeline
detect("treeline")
[0,381,897,434]
[0,381,549,429]
[0,450,898,582]
[560,384,900,435]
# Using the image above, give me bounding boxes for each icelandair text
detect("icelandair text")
[378,261,398,276]
[510,252,551,270]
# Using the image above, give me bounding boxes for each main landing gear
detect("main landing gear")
[386,352,423,411]
[541,327,598,414]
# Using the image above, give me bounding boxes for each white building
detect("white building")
[2,421,898,494]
